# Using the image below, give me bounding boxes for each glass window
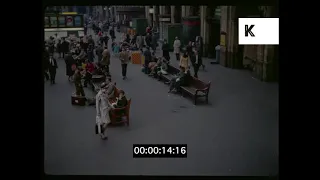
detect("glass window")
[74,16,82,27]
[58,16,65,27]
[50,16,57,27]
[45,17,50,27]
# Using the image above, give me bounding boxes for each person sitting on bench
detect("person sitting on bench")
[109,90,128,121]
[156,58,169,80]
[76,47,86,60]
[148,57,161,76]
[110,90,128,108]
[168,66,188,93]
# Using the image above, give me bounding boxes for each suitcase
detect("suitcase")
[71,95,86,106]
[131,51,141,64]
[92,75,105,83]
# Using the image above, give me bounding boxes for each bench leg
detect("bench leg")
[194,97,197,105]
[206,95,209,104]
[126,115,130,126]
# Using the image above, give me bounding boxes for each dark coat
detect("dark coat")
[162,43,170,60]
[61,41,70,53]
[48,57,58,71]
[65,55,76,76]
[43,50,50,71]
[191,54,202,66]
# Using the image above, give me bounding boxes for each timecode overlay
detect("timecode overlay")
[133,144,187,158]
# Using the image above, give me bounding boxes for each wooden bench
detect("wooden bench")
[108,87,131,126]
[160,64,180,82]
[180,77,211,105]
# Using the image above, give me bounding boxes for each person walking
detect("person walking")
[190,49,201,78]
[48,53,58,84]
[136,34,144,53]
[101,47,111,75]
[179,51,189,70]
[64,52,76,81]
[173,37,181,61]
[195,36,205,70]
[119,48,130,80]
[95,82,110,140]
[143,47,152,74]
[162,39,170,62]
[43,47,50,81]
[95,43,104,62]
[60,37,69,59]
[87,37,95,62]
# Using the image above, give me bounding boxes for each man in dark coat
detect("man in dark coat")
[64,52,76,81]
[95,43,104,62]
[102,34,109,48]
[109,29,115,42]
[48,53,58,84]
[143,47,152,74]
[162,39,170,62]
[190,50,202,78]
[145,33,152,47]
[151,34,157,53]
[60,37,69,58]
[43,47,50,81]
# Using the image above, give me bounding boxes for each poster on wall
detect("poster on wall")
[58,16,65,27]
[44,17,49,27]
[66,16,73,27]
[50,16,57,27]
[74,16,81,27]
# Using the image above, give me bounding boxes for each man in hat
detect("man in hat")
[119,47,130,79]
[95,82,111,140]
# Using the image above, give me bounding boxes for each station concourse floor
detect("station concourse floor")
[44,29,278,175]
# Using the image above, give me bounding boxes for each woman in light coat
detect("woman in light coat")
[179,51,189,69]
[173,37,181,61]
[95,83,111,140]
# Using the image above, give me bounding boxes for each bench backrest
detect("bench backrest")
[114,87,120,97]
[167,64,180,74]
[190,77,211,91]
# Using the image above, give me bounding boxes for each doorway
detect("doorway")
[207,6,221,58]
[174,6,182,23]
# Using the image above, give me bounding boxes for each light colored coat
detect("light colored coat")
[173,39,181,54]
[119,51,130,64]
[95,90,111,127]
[179,56,189,69]
[136,35,144,49]
[101,49,111,65]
